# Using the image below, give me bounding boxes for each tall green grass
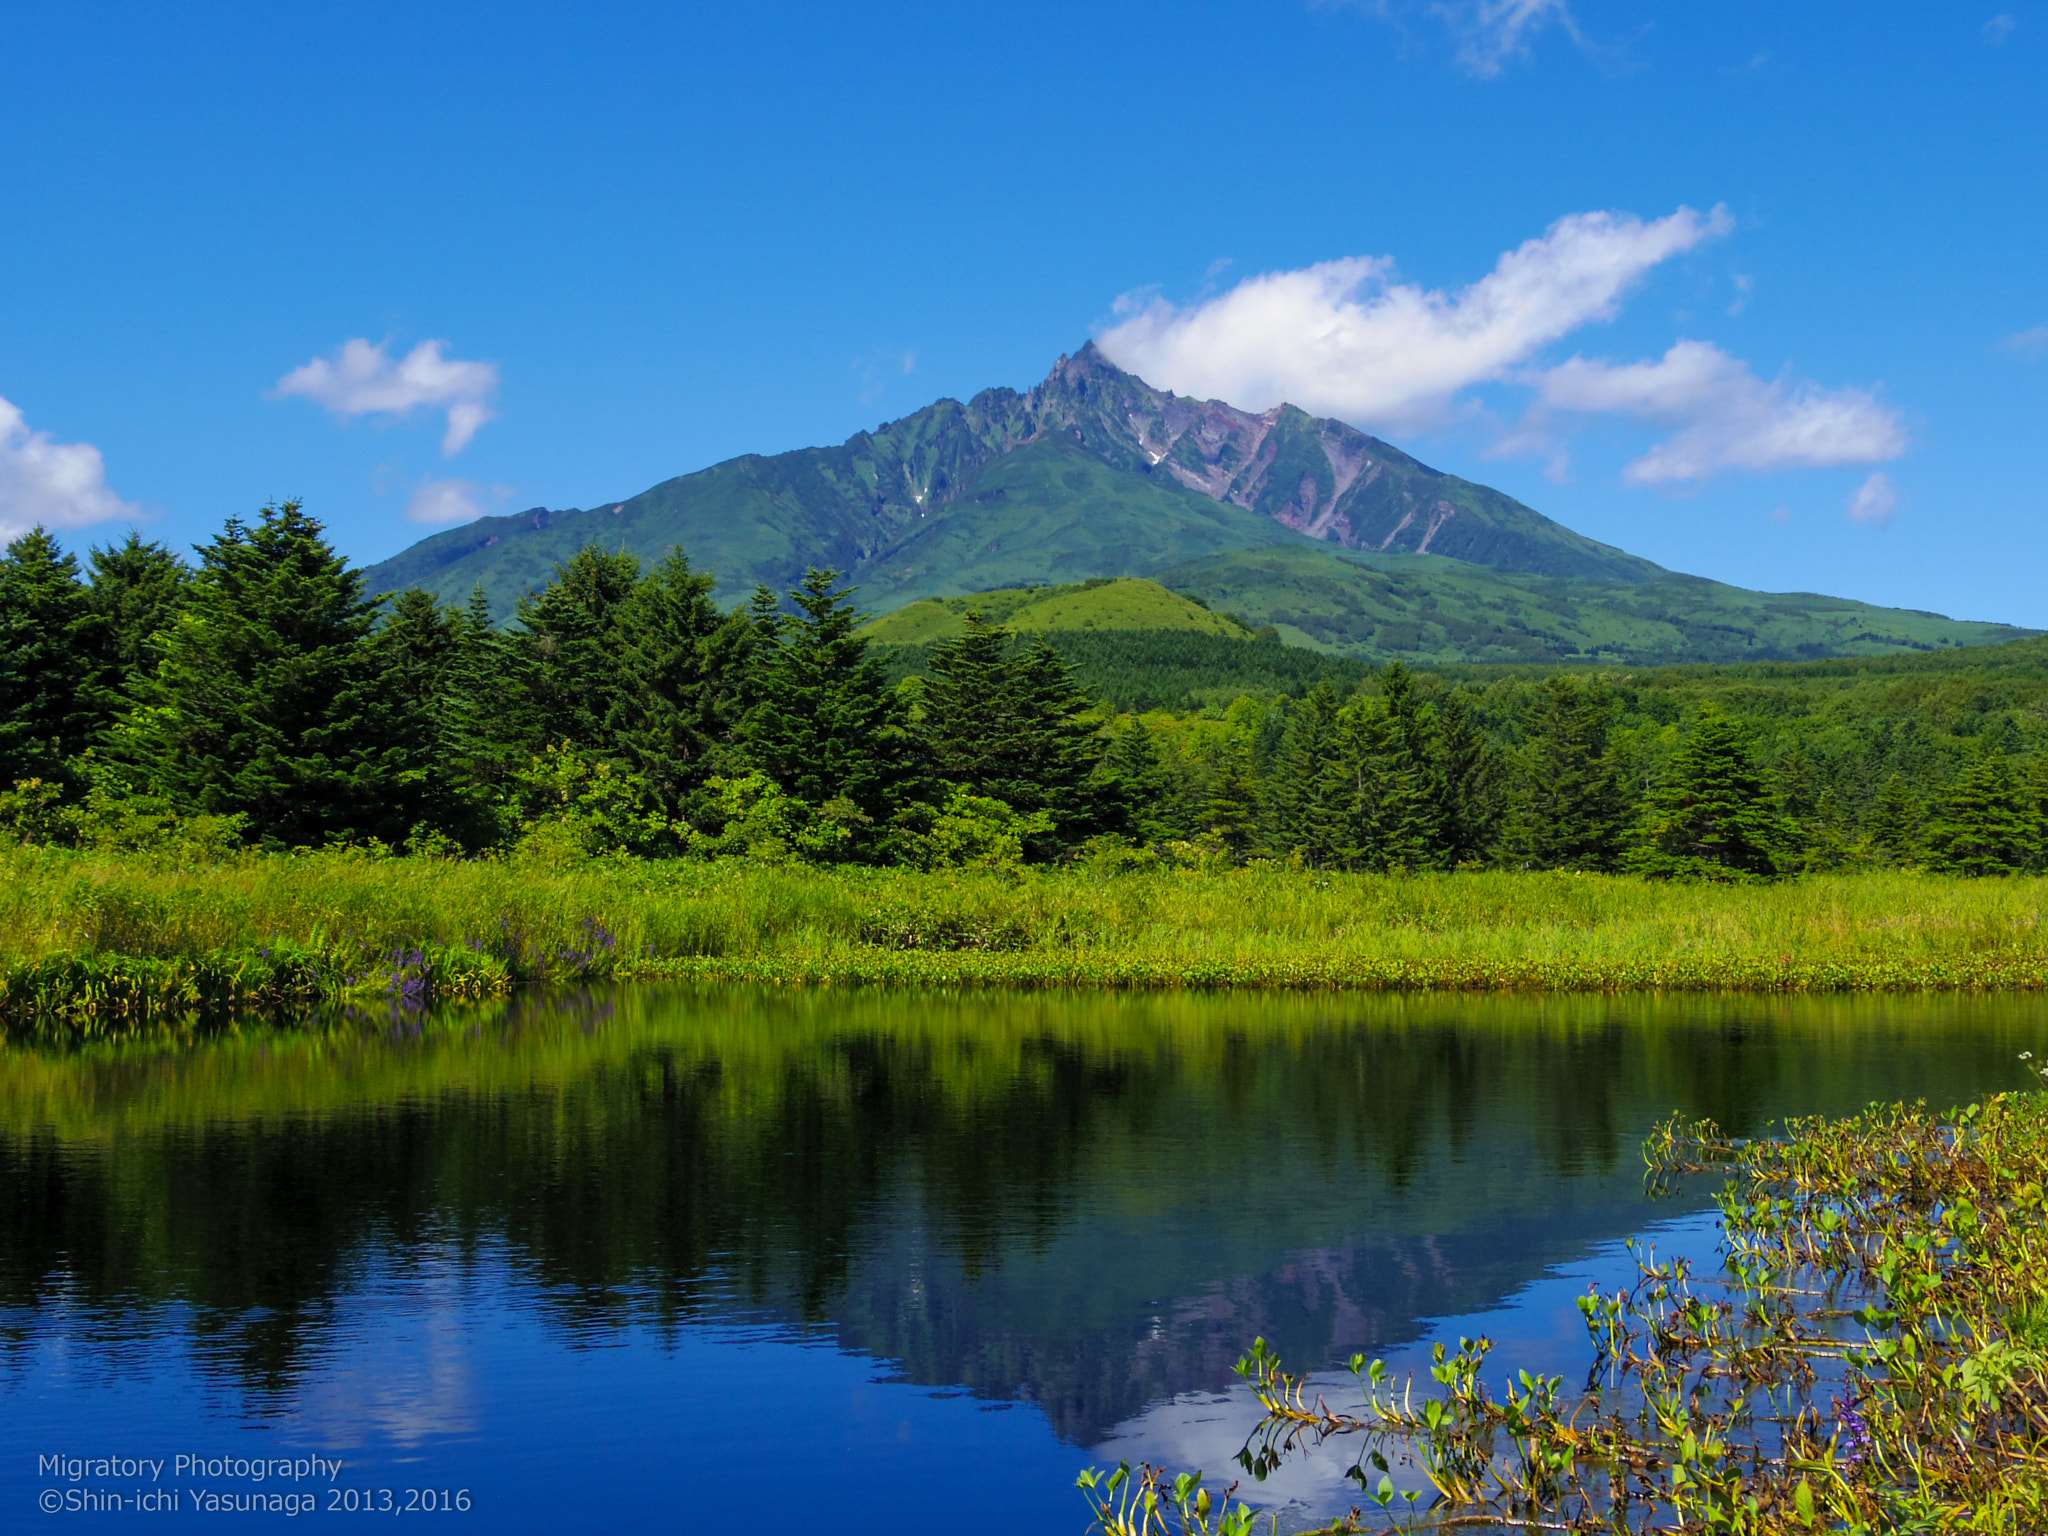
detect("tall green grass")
[4,845,2047,1029]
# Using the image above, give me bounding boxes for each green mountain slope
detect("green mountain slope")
[361,345,1655,617]
[1150,544,2034,666]
[358,343,2032,665]
[860,576,1253,646]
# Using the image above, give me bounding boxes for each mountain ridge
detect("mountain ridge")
[360,346,2033,665]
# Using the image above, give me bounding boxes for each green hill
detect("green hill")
[1149,544,2034,666]
[860,576,1254,646]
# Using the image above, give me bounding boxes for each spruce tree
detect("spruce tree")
[1096,718,1180,843]
[1332,693,1433,871]
[1434,693,1501,868]
[1500,677,1630,871]
[740,568,910,841]
[74,533,190,734]
[0,527,94,789]
[1261,681,1346,865]
[1630,706,1790,879]
[608,547,728,814]
[1199,734,1260,855]
[917,615,1108,849]
[124,501,401,845]
[1864,773,1919,865]
[1919,742,2038,876]
[508,546,642,751]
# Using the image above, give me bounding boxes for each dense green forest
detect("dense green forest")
[3,505,2046,878]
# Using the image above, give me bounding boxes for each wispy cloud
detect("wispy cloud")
[274,338,499,456]
[1099,205,1731,436]
[1521,340,1906,484]
[1847,472,1898,528]
[404,477,506,525]
[853,349,920,405]
[2002,325,2048,359]
[1327,0,1590,77]
[0,396,141,541]
[1436,0,1584,78]
[1984,13,2018,45]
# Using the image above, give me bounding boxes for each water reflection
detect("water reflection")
[0,989,2037,1529]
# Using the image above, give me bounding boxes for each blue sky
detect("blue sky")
[2,1,2043,625]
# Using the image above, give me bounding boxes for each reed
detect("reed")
[4,844,2047,1029]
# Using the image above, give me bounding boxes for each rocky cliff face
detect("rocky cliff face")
[943,345,1660,582]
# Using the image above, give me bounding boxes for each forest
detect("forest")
[3,501,2046,880]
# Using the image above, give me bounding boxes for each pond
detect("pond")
[2,988,2039,1531]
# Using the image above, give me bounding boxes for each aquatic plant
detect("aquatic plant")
[1083,1072,2048,1533]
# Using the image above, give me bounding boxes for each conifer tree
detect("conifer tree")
[1096,718,1180,843]
[508,546,642,751]
[1863,773,1919,866]
[608,547,729,814]
[1433,693,1501,868]
[1919,741,2039,876]
[1261,681,1346,865]
[1500,677,1630,871]
[0,527,94,789]
[74,533,191,732]
[917,614,1108,850]
[740,568,910,842]
[440,583,533,828]
[1630,706,1791,879]
[124,501,402,845]
[1332,693,1433,871]
[1199,734,1260,855]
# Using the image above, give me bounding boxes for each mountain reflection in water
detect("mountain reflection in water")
[1,989,2035,1531]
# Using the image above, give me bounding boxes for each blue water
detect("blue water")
[2,988,2037,1531]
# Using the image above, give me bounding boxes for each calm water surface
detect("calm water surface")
[2,988,2040,1531]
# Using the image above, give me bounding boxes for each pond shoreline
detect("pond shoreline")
[6,852,2047,1031]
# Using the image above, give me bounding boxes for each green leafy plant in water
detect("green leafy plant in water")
[1086,1066,2048,1534]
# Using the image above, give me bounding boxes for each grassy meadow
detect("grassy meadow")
[5,845,2048,1032]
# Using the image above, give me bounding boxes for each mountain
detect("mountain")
[360,345,2034,664]
[363,344,1654,613]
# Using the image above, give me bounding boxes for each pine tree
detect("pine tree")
[1434,693,1501,868]
[1919,741,2039,876]
[441,583,533,828]
[1198,734,1260,856]
[1863,773,1919,866]
[1261,681,1347,865]
[74,533,190,734]
[0,527,94,789]
[1331,693,1433,871]
[918,611,1016,790]
[917,615,1108,850]
[1630,706,1791,879]
[608,547,728,814]
[1500,677,1630,871]
[740,568,910,842]
[370,588,465,838]
[1096,718,1181,843]
[508,546,642,751]
[123,501,402,845]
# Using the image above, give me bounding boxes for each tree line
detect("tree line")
[2,505,2043,876]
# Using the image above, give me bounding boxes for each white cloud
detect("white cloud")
[1524,340,1906,484]
[1099,205,1731,436]
[0,396,141,541]
[1847,472,1898,527]
[1436,0,1584,77]
[274,338,499,456]
[2003,325,2048,359]
[404,478,504,525]
[1984,13,2017,44]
